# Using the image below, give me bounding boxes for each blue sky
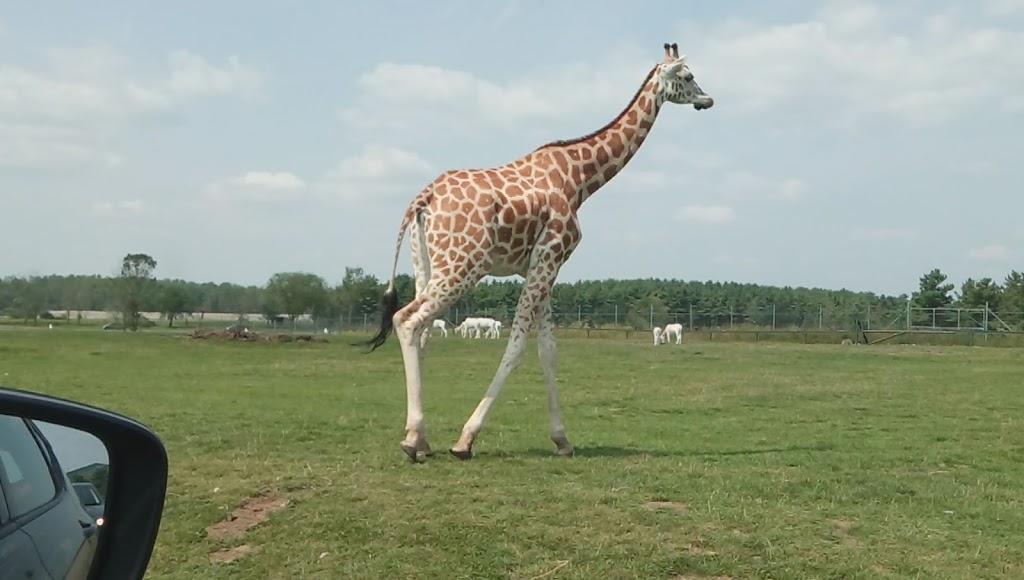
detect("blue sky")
[1,1,1021,296]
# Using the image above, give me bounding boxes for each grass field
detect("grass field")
[3,328,1024,579]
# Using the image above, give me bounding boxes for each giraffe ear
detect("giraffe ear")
[664,59,685,75]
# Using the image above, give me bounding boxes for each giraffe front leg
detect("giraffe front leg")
[537,297,573,457]
[450,294,536,459]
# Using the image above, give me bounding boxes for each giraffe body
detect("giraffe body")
[362,43,713,461]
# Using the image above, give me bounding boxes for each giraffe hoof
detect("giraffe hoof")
[449,448,474,461]
[555,446,575,457]
[401,443,427,463]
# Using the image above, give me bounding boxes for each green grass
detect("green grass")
[3,328,1024,579]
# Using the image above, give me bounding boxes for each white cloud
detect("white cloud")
[676,204,735,224]
[167,51,262,98]
[0,46,263,175]
[336,48,663,143]
[719,170,809,201]
[986,0,1024,15]
[317,144,436,202]
[231,171,305,190]
[90,200,146,217]
[968,244,1012,261]
[712,254,757,266]
[849,227,918,242]
[206,171,307,203]
[679,0,1024,126]
[613,169,674,191]
[204,145,436,207]
[952,160,997,176]
[0,129,122,173]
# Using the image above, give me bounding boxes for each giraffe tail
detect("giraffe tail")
[359,193,427,352]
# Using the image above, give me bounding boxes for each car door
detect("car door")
[0,416,98,580]
[0,485,51,580]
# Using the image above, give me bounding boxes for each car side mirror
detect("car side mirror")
[0,387,168,580]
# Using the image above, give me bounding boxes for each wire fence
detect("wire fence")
[31,303,1024,338]
[305,303,1024,335]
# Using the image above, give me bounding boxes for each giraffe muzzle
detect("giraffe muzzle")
[693,96,714,111]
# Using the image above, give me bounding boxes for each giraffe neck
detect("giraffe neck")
[536,67,663,210]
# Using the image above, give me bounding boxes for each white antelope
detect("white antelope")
[662,323,684,345]
[652,326,666,345]
[455,317,495,339]
[431,319,449,337]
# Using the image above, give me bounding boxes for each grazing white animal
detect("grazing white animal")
[652,326,665,345]
[662,323,683,345]
[488,320,503,339]
[431,319,449,337]
[455,317,496,339]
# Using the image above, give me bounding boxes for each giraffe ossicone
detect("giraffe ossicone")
[360,42,714,462]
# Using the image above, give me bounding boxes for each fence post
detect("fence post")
[772,304,776,330]
[866,304,871,330]
[614,305,618,326]
[689,303,694,330]
[818,306,823,330]
[578,305,582,324]
[649,304,653,328]
[984,302,989,332]
[906,299,911,330]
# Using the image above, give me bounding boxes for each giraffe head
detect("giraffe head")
[656,43,714,111]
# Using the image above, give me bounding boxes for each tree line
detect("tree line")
[2,254,1023,330]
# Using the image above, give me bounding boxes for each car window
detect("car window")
[0,416,58,518]
[73,484,101,507]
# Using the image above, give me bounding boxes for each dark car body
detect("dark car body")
[0,416,100,580]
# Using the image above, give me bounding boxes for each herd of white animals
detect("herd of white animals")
[430,317,504,339]
[652,323,684,345]
[429,317,683,345]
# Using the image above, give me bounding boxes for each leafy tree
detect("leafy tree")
[117,253,157,331]
[957,277,1002,310]
[628,294,669,329]
[1003,271,1024,311]
[14,277,47,324]
[158,283,192,327]
[912,268,954,309]
[260,296,281,327]
[265,272,329,330]
[336,267,382,325]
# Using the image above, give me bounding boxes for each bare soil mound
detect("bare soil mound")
[188,328,327,343]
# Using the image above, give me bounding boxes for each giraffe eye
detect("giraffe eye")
[683,73,694,82]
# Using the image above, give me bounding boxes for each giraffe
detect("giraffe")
[361,42,713,462]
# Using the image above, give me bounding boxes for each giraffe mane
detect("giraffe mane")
[533,64,659,152]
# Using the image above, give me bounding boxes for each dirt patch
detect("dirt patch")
[829,519,860,547]
[188,328,327,344]
[206,488,290,541]
[641,500,690,513]
[209,544,257,564]
[687,539,718,556]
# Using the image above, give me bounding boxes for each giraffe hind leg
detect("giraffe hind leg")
[394,278,473,462]
[536,294,574,457]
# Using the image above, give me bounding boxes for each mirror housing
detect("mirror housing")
[0,387,168,580]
